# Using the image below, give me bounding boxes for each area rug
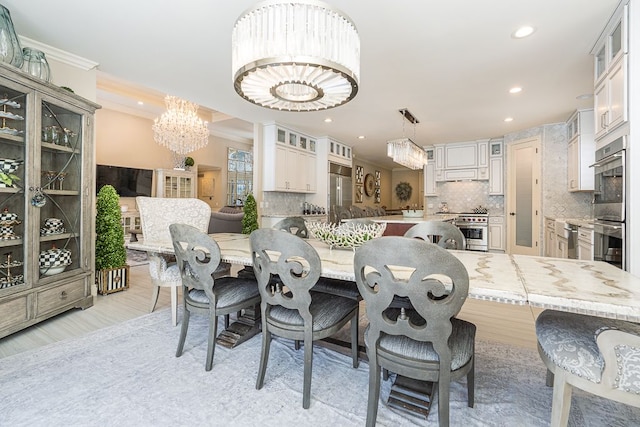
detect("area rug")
[1,310,638,427]
[126,248,148,267]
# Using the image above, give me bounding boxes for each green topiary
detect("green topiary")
[242,193,259,234]
[95,185,127,271]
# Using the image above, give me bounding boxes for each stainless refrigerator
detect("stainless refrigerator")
[328,163,352,223]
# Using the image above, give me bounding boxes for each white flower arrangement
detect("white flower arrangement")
[307,221,386,250]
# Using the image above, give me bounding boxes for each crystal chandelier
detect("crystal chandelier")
[152,95,209,155]
[231,0,360,112]
[387,109,427,170]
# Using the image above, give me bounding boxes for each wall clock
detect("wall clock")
[364,173,375,196]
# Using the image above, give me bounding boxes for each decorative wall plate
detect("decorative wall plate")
[364,173,375,196]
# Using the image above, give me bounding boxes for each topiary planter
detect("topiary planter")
[97,265,130,295]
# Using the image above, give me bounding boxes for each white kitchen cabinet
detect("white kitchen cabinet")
[434,141,489,181]
[577,226,594,261]
[155,168,197,198]
[489,139,503,195]
[424,147,437,196]
[592,2,628,140]
[327,137,352,166]
[445,142,478,169]
[263,124,317,193]
[557,235,568,259]
[545,218,556,257]
[566,109,595,192]
[488,216,505,252]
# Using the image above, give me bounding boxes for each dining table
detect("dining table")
[129,232,640,321]
[129,232,640,418]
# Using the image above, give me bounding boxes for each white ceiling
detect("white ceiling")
[3,0,620,169]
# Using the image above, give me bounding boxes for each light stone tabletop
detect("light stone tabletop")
[128,233,640,322]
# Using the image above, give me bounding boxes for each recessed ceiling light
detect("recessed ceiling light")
[512,26,535,39]
[137,101,144,105]
[324,117,332,123]
[358,135,365,139]
[509,87,522,94]
[504,117,514,122]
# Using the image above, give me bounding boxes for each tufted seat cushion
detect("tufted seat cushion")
[267,291,358,331]
[188,276,260,309]
[365,314,475,371]
[536,310,640,384]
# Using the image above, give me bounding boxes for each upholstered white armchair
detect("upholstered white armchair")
[536,310,640,426]
[136,197,227,326]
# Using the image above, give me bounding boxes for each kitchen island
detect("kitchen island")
[344,213,458,235]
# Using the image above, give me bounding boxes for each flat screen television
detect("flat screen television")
[96,164,153,197]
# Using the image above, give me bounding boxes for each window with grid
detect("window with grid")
[227,148,253,206]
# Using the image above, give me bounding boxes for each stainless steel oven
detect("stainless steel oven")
[455,213,488,252]
[591,136,626,270]
[593,220,625,270]
[592,137,625,222]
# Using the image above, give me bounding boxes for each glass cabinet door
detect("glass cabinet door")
[36,98,84,280]
[0,84,27,291]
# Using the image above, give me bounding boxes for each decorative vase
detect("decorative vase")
[0,5,23,68]
[22,47,51,82]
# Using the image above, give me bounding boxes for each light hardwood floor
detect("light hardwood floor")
[0,264,542,359]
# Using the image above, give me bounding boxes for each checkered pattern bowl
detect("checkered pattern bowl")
[39,247,71,267]
[0,158,23,173]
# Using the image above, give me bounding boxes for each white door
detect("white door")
[506,136,541,255]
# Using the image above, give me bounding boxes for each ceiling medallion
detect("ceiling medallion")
[232,0,360,112]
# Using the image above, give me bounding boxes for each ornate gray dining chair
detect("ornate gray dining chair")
[334,205,352,223]
[350,205,366,218]
[250,228,360,409]
[536,309,640,426]
[137,196,229,326]
[273,216,308,238]
[364,206,377,217]
[170,223,261,371]
[404,220,465,250]
[354,236,476,427]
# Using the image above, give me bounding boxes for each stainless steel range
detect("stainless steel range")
[455,213,489,252]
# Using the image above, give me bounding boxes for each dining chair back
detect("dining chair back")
[404,220,465,250]
[536,310,640,426]
[250,228,360,409]
[170,223,260,371]
[273,216,309,238]
[137,196,220,326]
[354,236,476,427]
[350,205,366,218]
[334,205,352,223]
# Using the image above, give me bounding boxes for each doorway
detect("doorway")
[506,136,541,255]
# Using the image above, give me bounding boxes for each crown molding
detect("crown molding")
[18,36,99,71]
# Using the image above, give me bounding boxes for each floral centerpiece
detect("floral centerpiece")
[307,221,386,250]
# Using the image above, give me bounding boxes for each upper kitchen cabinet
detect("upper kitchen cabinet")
[327,137,352,167]
[263,123,317,193]
[592,1,628,140]
[0,62,99,338]
[434,140,489,182]
[488,139,504,195]
[424,147,436,196]
[566,109,595,192]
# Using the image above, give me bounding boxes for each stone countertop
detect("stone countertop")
[129,233,640,321]
[345,214,459,224]
[546,216,595,229]
[261,214,327,218]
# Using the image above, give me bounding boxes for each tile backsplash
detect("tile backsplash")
[426,181,503,215]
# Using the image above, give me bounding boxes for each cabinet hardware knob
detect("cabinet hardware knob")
[509,212,516,216]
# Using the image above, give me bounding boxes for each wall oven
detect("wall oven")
[591,136,626,270]
[455,213,488,252]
